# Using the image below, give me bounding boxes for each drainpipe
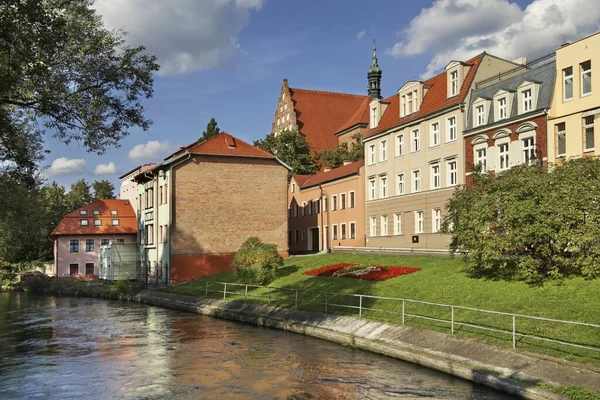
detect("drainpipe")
[319,184,330,253]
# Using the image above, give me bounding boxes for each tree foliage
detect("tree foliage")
[66,179,93,212]
[199,118,220,142]
[316,132,364,169]
[443,158,600,284]
[92,179,116,200]
[232,237,283,285]
[254,130,318,178]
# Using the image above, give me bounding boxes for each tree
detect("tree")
[66,179,92,212]
[316,132,364,169]
[92,179,116,200]
[0,0,159,157]
[254,130,318,178]
[199,118,221,142]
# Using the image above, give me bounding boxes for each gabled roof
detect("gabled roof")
[289,88,370,152]
[293,159,364,189]
[364,53,485,139]
[118,163,156,180]
[166,132,277,160]
[50,199,137,237]
[335,97,372,135]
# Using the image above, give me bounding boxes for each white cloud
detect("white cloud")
[46,157,86,177]
[93,162,119,176]
[94,0,264,76]
[356,30,366,40]
[388,0,600,78]
[128,140,180,163]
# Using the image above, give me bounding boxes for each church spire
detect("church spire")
[368,39,382,99]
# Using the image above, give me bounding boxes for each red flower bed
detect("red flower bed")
[303,263,421,281]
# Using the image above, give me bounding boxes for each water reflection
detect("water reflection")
[0,292,512,399]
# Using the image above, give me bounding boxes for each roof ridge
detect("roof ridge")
[290,87,369,98]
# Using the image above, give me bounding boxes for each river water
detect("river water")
[0,292,512,399]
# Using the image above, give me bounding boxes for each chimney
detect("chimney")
[343,160,352,166]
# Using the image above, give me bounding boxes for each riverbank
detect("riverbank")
[137,289,600,400]
[18,278,144,301]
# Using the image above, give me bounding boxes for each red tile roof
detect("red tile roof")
[166,132,276,160]
[293,159,364,189]
[335,96,373,135]
[364,53,485,139]
[50,199,137,237]
[289,88,370,152]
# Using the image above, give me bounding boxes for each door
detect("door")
[69,264,79,276]
[311,228,319,252]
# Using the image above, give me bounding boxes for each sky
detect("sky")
[43,0,600,193]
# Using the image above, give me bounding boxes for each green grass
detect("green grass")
[167,253,600,366]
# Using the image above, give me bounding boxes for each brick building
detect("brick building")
[134,132,289,283]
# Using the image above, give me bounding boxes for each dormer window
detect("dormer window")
[522,89,532,112]
[371,107,377,128]
[79,210,87,215]
[476,105,485,126]
[498,97,507,120]
[450,71,459,96]
[516,81,540,115]
[399,82,423,118]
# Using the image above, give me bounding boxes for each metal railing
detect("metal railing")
[473,51,556,89]
[179,281,600,354]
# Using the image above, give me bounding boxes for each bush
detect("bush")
[232,237,283,285]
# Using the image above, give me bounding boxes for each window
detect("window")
[447,160,457,186]
[381,215,388,236]
[380,140,387,161]
[397,173,405,195]
[94,219,101,226]
[93,210,100,216]
[163,185,168,204]
[159,225,163,243]
[415,211,424,234]
[476,105,485,126]
[431,164,440,189]
[447,117,457,141]
[323,196,328,212]
[145,224,154,245]
[563,67,573,101]
[307,200,312,215]
[349,192,355,208]
[341,223,347,240]
[294,204,299,217]
[159,185,163,204]
[430,122,440,146]
[350,222,356,239]
[581,61,592,96]
[333,225,338,240]
[340,193,346,209]
[291,183,295,193]
[85,263,94,276]
[111,210,118,215]
[556,123,566,157]
[498,143,510,171]
[522,137,535,164]
[522,89,532,112]
[117,238,126,245]
[371,107,377,127]
[370,216,377,237]
[394,213,402,235]
[584,116,595,151]
[475,147,487,172]
[301,230,305,242]
[498,97,507,120]
[69,264,79,276]
[369,144,376,164]
[450,71,458,96]
[433,209,441,233]
[85,239,94,252]
[412,170,421,192]
[101,239,110,246]
[369,179,376,200]
[396,134,404,156]
[315,198,321,214]
[294,230,299,243]
[69,239,79,253]
[412,129,420,152]
[112,219,119,226]
[79,210,87,215]
[332,196,337,211]
[80,219,89,226]
[380,176,387,198]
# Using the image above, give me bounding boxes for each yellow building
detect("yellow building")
[548,32,600,163]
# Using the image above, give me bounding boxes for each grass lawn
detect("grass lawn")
[167,253,600,366]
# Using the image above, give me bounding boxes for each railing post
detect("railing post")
[295,290,298,310]
[402,300,405,325]
[359,295,363,318]
[268,287,271,305]
[189,280,191,294]
[512,315,516,349]
[223,283,227,300]
[244,285,248,303]
[451,306,455,334]
[325,293,328,313]
[205,281,208,297]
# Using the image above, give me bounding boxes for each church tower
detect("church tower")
[367,40,382,99]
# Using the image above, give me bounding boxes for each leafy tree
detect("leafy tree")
[316,132,364,169]
[92,179,116,200]
[66,179,92,212]
[0,0,159,156]
[232,237,283,285]
[254,130,318,178]
[199,118,220,142]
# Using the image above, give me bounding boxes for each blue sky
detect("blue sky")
[43,0,600,193]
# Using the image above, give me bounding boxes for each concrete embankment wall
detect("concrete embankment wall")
[135,290,591,400]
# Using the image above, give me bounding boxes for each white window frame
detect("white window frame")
[349,222,356,239]
[332,224,338,240]
[584,116,595,152]
[431,163,440,189]
[563,67,573,101]
[397,173,405,195]
[581,60,592,97]
[522,89,532,113]
[380,140,387,161]
[330,197,336,211]
[370,216,377,237]
[340,193,346,210]
[411,129,420,152]
[497,97,507,120]
[476,105,485,126]
[447,160,457,186]
[447,116,457,142]
[348,191,355,208]
[474,145,487,173]
[369,179,376,200]
[430,122,440,146]
[556,122,566,157]
[381,215,388,236]
[415,211,424,234]
[80,219,89,226]
[340,223,347,240]
[369,144,376,165]
[522,136,535,164]
[497,141,510,171]
[412,169,421,193]
[394,213,402,235]
[302,201,307,215]
[396,134,404,156]
[432,209,442,233]
[450,71,459,96]
[380,176,387,198]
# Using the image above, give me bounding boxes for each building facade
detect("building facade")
[548,32,600,163]
[135,132,290,283]
[362,52,523,250]
[50,199,137,278]
[288,160,365,253]
[464,58,556,178]
[118,163,156,212]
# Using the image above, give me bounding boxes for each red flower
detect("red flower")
[302,262,356,277]
[303,263,421,281]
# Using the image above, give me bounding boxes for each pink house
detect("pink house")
[118,163,156,212]
[50,199,137,278]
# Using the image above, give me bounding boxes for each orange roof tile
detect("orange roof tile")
[335,97,373,135]
[166,132,276,160]
[364,53,485,139]
[294,159,364,189]
[289,88,370,152]
[51,199,137,237]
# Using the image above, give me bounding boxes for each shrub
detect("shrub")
[232,237,283,285]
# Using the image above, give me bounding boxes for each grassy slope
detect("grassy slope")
[168,253,600,366]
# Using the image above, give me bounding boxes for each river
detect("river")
[0,292,513,399]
